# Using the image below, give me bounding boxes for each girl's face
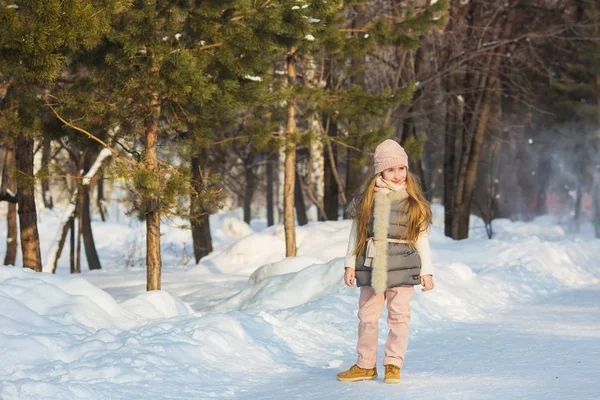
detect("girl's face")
[382,165,407,185]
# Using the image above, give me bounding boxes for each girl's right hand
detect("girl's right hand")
[344,267,355,287]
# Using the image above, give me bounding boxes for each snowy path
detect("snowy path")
[2,208,599,399]
[244,285,600,400]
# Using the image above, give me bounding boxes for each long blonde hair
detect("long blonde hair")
[353,171,432,257]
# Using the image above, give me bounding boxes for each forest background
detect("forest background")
[1,0,599,290]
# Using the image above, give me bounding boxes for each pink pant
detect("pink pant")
[356,285,414,369]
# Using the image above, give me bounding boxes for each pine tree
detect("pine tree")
[288,0,449,221]
[72,1,300,287]
[179,3,290,262]
[0,0,125,271]
[272,0,347,256]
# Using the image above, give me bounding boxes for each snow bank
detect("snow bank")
[0,267,191,331]
[120,290,193,319]
[210,213,600,327]
[218,217,255,239]
[194,219,351,276]
[1,203,599,399]
[214,258,344,312]
[248,256,323,285]
[209,212,255,243]
[0,267,137,331]
[195,232,286,275]
[0,267,295,400]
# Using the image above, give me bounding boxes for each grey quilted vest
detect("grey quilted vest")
[354,190,421,292]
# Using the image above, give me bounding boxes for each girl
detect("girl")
[337,138,435,384]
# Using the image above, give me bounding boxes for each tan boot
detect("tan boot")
[383,364,401,384]
[336,364,378,382]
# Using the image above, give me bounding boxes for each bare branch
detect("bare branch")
[44,95,138,167]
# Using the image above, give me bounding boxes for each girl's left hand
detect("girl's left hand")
[420,275,435,292]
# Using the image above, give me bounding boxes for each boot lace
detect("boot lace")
[385,364,400,375]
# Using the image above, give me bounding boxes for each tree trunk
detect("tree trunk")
[345,148,364,217]
[0,147,5,178]
[443,74,459,238]
[399,47,428,195]
[572,156,585,233]
[593,9,600,238]
[453,75,497,239]
[323,117,339,221]
[82,170,102,270]
[4,203,18,266]
[303,126,328,220]
[2,146,17,266]
[400,100,428,196]
[266,152,276,226]
[301,55,326,220]
[75,151,85,273]
[448,6,511,240]
[70,218,75,274]
[441,0,462,238]
[274,57,288,225]
[277,144,285,224]
[43,149,112,273]
[191,211,211,264]
[284,47,298,257]
[48,210,77,274]
[76,193,83,274]
[15,135,42,272]
[41,134,53,209]
[294,170,308,226]
[190,152,213,263]
[344,4,367,216]
[97,174,107,222]
[535,152,552,215]
[145,94,162,291]
[243,152,255,225]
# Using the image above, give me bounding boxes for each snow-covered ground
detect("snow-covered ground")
[1,205,599,399]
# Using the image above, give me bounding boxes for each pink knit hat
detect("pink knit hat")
[373,139,408,175]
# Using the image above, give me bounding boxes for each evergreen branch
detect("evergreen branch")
[157,160,186,178]
[339,28,369,33]
[212,136,250,146]
[327,136,372,154]
[37,174,102,181]
[189,43,223,52]
[44,96,138,167]
[173,98,190,118]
